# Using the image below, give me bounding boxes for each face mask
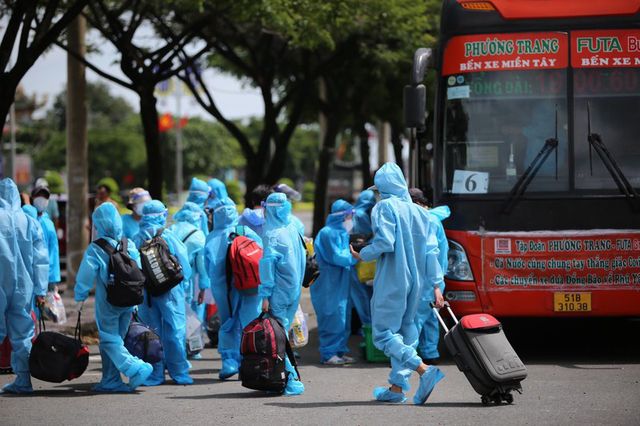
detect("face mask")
[133,204,145,216]
[343,218,354,233]
[33,197,49,213]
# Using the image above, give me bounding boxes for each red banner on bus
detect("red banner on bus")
[481,232,640,291]
[572,30,640,68]
[443,32,569,76]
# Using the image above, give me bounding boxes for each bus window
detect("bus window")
[573,68,640,191]
[443,70,569,194]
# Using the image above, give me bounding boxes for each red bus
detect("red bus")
[404,0,640,317]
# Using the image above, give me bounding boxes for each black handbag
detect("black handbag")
[29,310,90,383]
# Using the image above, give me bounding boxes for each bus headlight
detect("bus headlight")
[446,240,474,281]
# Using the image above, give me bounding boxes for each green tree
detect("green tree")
[0,0,89,144]
[56,0,215,200]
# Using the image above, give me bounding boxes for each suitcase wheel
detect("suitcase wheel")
[481,393,513,406]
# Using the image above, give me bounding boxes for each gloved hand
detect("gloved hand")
[261,298,270,313]
[197,289,205,305]
[75,300,85,313]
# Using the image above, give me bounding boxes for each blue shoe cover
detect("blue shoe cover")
[129,363,153,390]
[93,382,131,393]
[413,366,444,405]
[172,374,194,385]
[283,378,304,396]
[219,360,239,380]
[373,386,406,403]
[190,353,202,360]
[2,382,33,394]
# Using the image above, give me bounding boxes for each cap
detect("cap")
[31,185,51,199]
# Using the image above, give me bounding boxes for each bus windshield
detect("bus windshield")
[439,30,640,198]
[442,69,569,195]
[574,68,640,191]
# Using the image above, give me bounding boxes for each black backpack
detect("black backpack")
[299,235,319,288]
[240,313,300,393]
[29,311,90,383]
[94,238,145,307]
[139,228,184,297]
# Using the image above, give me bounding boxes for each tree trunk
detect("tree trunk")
[312,117,340,236]
[243,154,265,206]
[138,89,163,201]
[66,16,88,292]
[391,125,404,173]
[0,78,17,151]
[358,122,373,190]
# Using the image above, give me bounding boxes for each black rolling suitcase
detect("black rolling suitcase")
[432,302,527,405]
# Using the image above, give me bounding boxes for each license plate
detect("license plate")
[554,292,591,312]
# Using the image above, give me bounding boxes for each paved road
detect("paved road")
[2,292,639,425]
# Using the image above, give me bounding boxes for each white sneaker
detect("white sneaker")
[341,355,355,364]
[323,355,346,365]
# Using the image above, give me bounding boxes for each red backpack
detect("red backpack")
[226,226,263,293]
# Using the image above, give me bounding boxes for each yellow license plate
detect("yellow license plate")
[554,292,591,312]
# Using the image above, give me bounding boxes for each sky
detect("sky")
[21,41,265,121]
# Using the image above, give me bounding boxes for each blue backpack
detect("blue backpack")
[124,312,163,364]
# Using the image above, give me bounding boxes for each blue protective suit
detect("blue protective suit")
[350,190,377,327]
[206,178,228,207]
[75,203,152,392]
[170,202,211,323]
[258,193,305,390]
[121,213,141,240]
[133,200,193,385]
[204,198,262,377]
[38,212,60,285]
[353,190,376,236]
[0,179,48,394]
[186,177,210,235]
[359,163,443,391]
[416,205,450,360]
[311,200,358,362]
[238,208,266,239]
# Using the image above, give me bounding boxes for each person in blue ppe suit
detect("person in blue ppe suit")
[353,189,376,236]
[170,202,211,358]
[207,178,228,206]
[186,178,211,235]
[259,192,305,395]
[351,163,445,405]
[349,190,376,328]
[273,183,305,236]
[204,197,263,379]
[311,199,358,365]
[75,203,153,392]
[238,184,274,239]
[0,179,48,394]
[31,186,61,291]
[121,187,151,240]
[409,188,450,363]
[133,200,193,386]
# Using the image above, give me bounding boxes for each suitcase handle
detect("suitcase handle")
[429,301,458,333]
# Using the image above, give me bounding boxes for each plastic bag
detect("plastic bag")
[288,305,308,348]
[43,289,67,324]
[185,305,204,355]
[356,260,376,284]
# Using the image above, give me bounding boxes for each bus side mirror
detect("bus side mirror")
[403,84,427,129]
[404,48,433,130]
